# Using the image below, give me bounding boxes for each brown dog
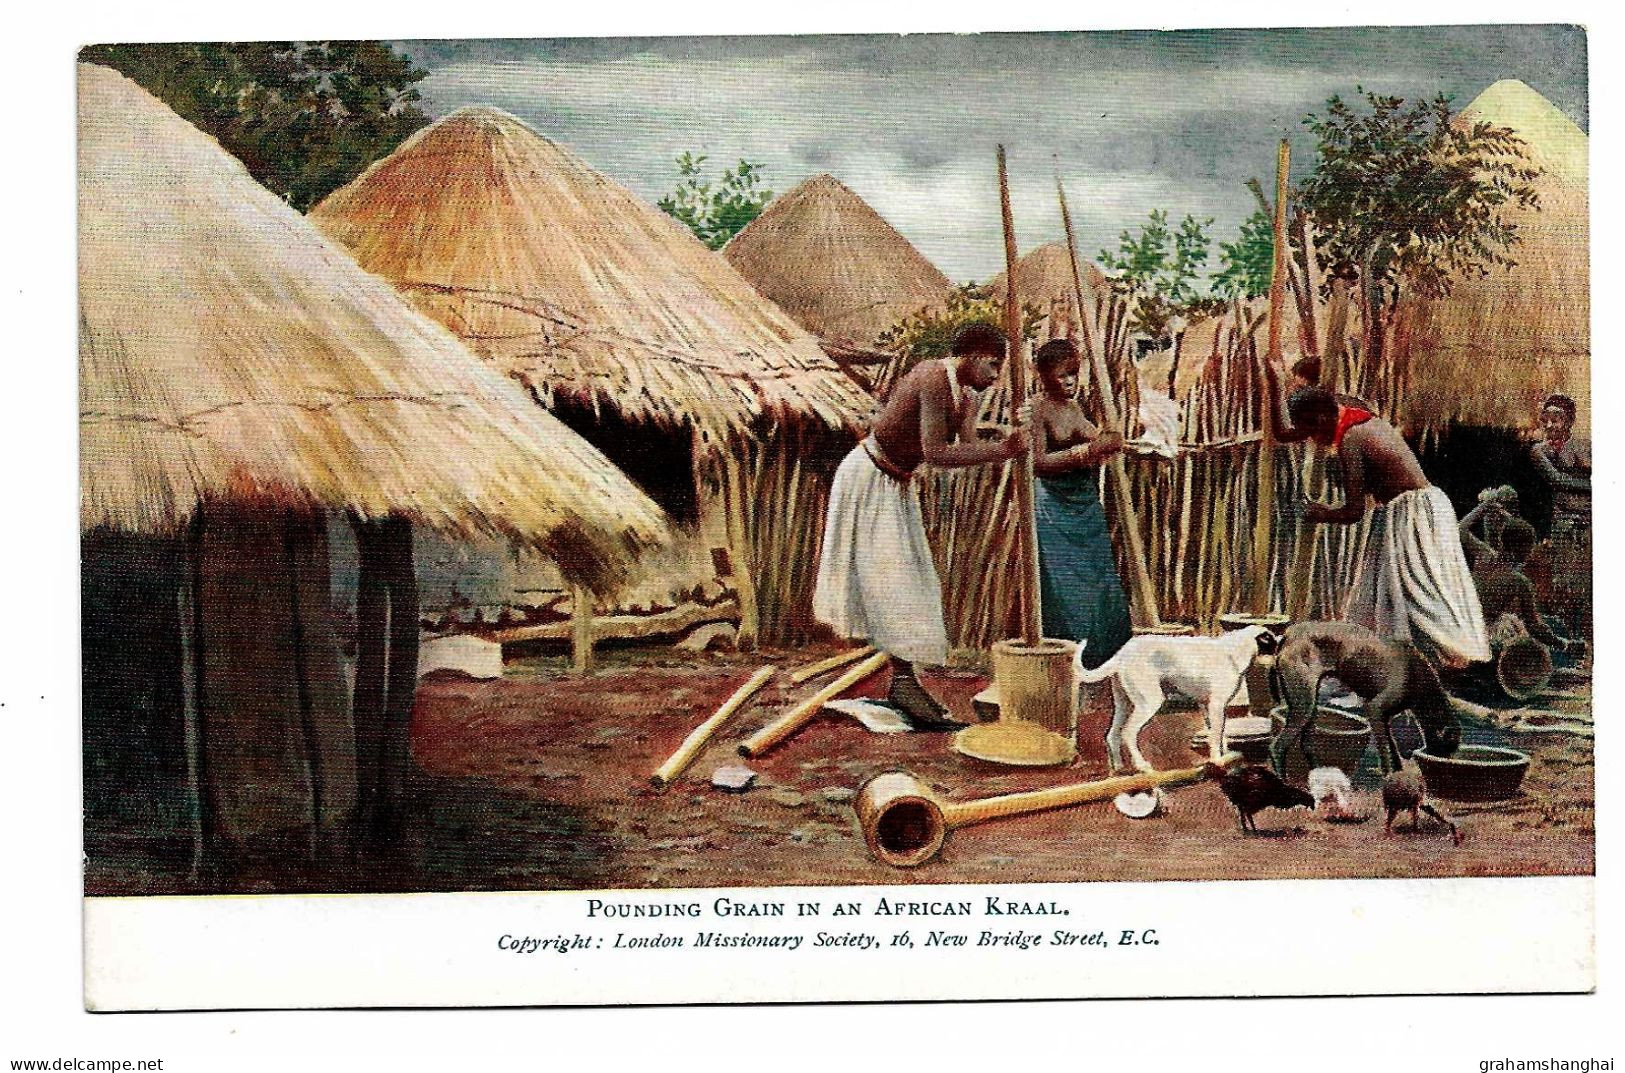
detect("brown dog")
[1268,621,1462,775]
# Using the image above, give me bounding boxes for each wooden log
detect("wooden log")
[491,599,740,646]
[997,146,1042,645]
[180,511,212,877]
[652,665,776,789]
[738,651,890,757]
[378,514,418,843]
[350,515,393,848]
[789,645,878,684]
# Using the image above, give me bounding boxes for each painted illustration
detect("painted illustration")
[80,29,1590,897]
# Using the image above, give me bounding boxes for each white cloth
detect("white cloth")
[812,440,949,664]
[1343,486,1491,668]
[1135,387,1183,459]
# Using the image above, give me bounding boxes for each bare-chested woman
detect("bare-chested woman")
[812,323,1027,726]
[1267,385,1490,668]
[1029,338,1132,668]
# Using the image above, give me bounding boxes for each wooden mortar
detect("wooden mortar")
[983,638,1080,765]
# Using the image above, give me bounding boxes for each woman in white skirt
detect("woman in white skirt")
[1279,386,1490,669]
[813,324,1028,727]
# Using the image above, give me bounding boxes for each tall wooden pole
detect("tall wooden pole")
[1056,172,1163,628]
[1286,213,1324,620]
[997,146,1042,646]
[1247,138,1290,615]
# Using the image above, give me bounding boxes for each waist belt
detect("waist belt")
[862,437,914,484]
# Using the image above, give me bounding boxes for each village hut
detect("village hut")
[722,174,955,382]
[1399,79,1589,436]
[985,241,1110,335]
[79,63,665,873]
[310,110,874,647]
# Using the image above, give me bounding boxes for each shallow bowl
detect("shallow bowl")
[1413,744,1531,801]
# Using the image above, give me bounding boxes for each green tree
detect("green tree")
[80,42,431,212]
[1212,208,1276,301]
[657,152,773,250]
[1297,88,1540,369]
[1099,210,1213,340]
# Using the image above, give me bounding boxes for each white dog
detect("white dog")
[1074,626,1280,773]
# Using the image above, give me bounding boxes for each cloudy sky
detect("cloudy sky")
[397,27,1586,282]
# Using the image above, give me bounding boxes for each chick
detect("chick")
[1381,764,1463,844]
[1307,766,1364,823]
[1219,765,1315,834]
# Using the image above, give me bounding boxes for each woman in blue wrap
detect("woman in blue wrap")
[1031,338,1133,669]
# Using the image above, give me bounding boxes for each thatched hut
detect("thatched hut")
[79,64,665,872]
[1399,79,1589,436]
[723,174,954,380]
[310,110,874,646]
[985,241,1109,334]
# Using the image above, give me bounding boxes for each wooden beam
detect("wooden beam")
[722,452,760,651]
[570,583,594,675]
[491,599,740,647]
[379,515,419,844]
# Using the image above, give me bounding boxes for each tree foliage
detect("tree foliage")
[875,284,1042,361]
[81,41,431,212]
[1297,88,1541,304]
[657,152,773,250]
[1099,210,1214,340]
[1212,208,1276,301]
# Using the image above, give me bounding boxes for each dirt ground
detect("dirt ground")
[398,642,1594,892]
[84,642,1593,895]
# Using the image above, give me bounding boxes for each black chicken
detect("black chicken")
[1218,765,1315,834]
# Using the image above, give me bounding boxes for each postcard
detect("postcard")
[77,25,1593,1009]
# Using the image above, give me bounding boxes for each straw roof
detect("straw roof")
[722,174,954,353]
[985,242,1109,331]
[78,63,667,592]
[309,110,871,445]
[1401,80,1589,433]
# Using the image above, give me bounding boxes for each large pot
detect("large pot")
[1271,704,1373,780]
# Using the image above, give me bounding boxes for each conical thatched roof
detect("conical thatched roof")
[722,174,954,352]
[78,63,667,592]
[1402,80,1589,433]
[986,242,1110,332]
[309,110,871,446]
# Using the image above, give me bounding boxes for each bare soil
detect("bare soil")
[84,643,1593,895]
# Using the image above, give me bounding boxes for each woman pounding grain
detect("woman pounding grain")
[1030,338,1132,669]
